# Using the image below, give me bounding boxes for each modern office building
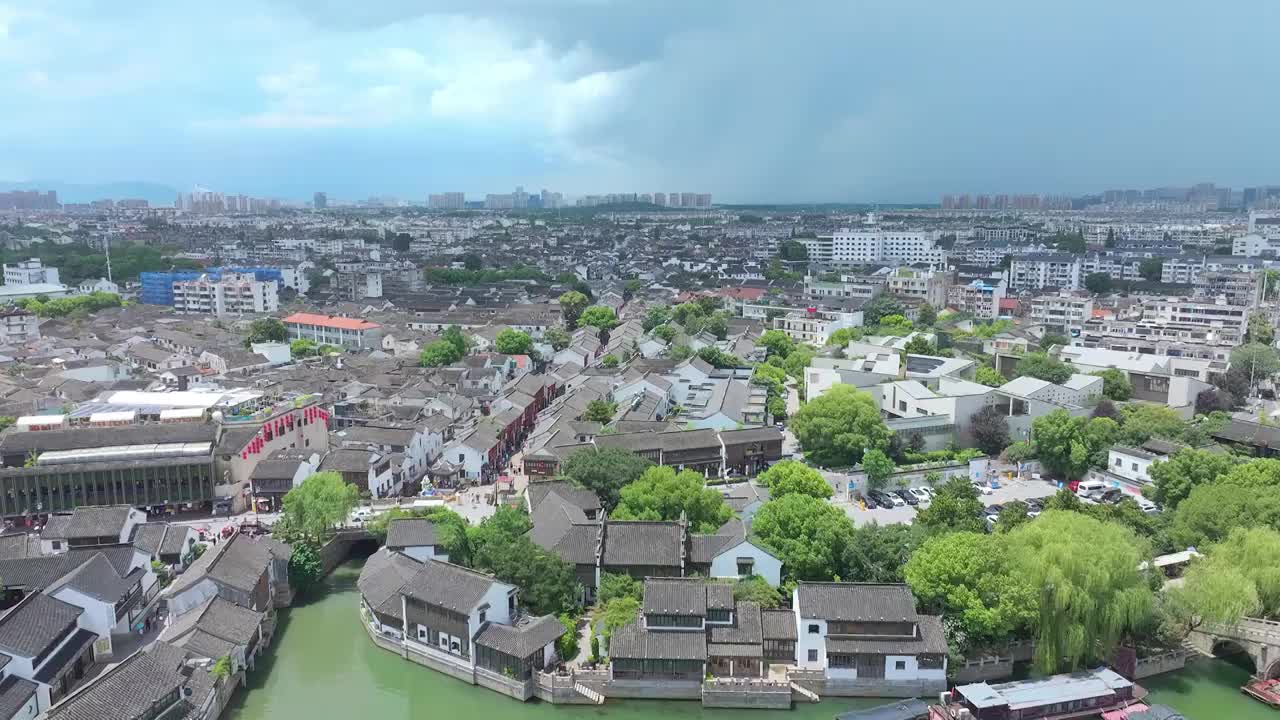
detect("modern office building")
[313,192,328,209]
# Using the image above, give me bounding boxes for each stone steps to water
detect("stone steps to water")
[789,681,820,702]
[574,682,605,704]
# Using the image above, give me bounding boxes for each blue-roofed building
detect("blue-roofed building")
[140,267,284,305]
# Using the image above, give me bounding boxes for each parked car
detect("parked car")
[895,489,919,506]
[350,507,375,524]
[1024,498,1044,512]
[854,492,876,510]
[871,490,904,508]
[971,479,994,495]
[1134,497,1160,515]
[908,487,932,505]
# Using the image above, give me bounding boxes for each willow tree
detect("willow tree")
[1201,527,1280,616]
[1006,511,1154,673]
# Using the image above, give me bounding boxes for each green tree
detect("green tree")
[561,447,653,510]
[559,290,590,329]
[581,399,617,423]
[494,328,534,355]
[1138,258,1164,282]
[994,501,1030,533]
[612,466,733,532]
[970,405,1011,456]
[696,346,741,369]
[462,253,483,271]
[652,324,677,343]
[778,239,808,261]
[751,494,854,581]
[419,339,462,367]
[290,339,318,357]
[1014,352,1073,384]
[1117,403,1187,446]
[623,278,643,299]
[246,318,287,345]
[1230,343,1280,389]
[442,325,469,357]
[1007,511,1154,673]
[902,335,937,356]
[598,572,643,605]
[1040,333,1070,350]
[790,385,891,466]
[281,472,359,540]
[1182,527,1280,618]
[600,597,641,641]
[827,327,862,347]
[917,303,938,327]
[733,576,783,608]
[557,613,579,661]
[877,315,914,334]
[758,460,832,499]
[1093,369,1132,401]
[1032,410,1117,479]
[579,305,619,332]
[914,477,986,535]
[863,295,905,325]
[600,354,620,368]
[468,508,579,615]
[1220,458,1280,488]
[976,366,1006,387]
[704,314,729,340]
[905,532,1038,653]
[642,306,671,332]
[1245,312,1274,346]
[1148,448,1238,510]
[767,395,787,421]
[669,343,694,361]
[860,448,896,490]
[781,345,815,383]
[843,523,922,584]
[1168,483,1280,549]
[759,330,794,358]
[1084,272,1113,294]
[544,326,571,351]
[211,656,232,681]
[1172,558,1262,628]
[287,539,325,595]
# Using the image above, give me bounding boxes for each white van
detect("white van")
[1075,479,1107,498]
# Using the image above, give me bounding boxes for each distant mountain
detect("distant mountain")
[0,180,178,205]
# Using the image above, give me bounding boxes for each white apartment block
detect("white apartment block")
[884,267,949,307]
[171,272,279,317]
[1248,211,1280,239]
[1028,292,1094,333]
[804,274,884,301]
[1142,297,1248,333]
[803,223,946,267]
[1080,254,1142,283]
[1008,254,1081,291]
[1076,319,1239,362]
[773,309,863,345]
[3,259,59,286]
[947,279,1006,320]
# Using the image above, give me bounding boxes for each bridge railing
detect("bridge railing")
[1200,617,1280,643]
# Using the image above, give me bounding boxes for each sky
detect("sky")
[1,0,1277,204]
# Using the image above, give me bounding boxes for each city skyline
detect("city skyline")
[1,1,1278,203]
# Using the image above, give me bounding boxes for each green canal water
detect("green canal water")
[226,560,1271,720]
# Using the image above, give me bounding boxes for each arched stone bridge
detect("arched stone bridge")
[1189,617,1280,679]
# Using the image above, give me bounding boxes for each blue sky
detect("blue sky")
[1,0,1277,203]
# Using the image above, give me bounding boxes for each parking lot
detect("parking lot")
[838,476,1063,527]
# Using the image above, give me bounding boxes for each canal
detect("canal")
[226,559,1270,720]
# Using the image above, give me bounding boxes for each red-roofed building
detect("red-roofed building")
[284,313,382,348]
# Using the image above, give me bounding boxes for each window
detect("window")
[417,625,428,641]
[1131,462,1138,471]
[51,541,61,550]
[895,660,907,671]
[1114,457,1121,467]
[736,559,754,576]
[808,624,820,634]
[478,609,487,624]
[807,649,818,662]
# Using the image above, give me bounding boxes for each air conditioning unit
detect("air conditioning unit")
[938,691,953,705]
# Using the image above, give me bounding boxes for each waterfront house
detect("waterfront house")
[159,595,267,672]
[687,518,783,587]
[164,532,288,618]
[793,582,948,696]
[356,548,566,687]
[385,518,449,563]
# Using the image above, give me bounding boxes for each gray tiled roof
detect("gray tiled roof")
[44,641,195,720]
[528,493,589,552]
[130,523,168,556]
[41,505,133,541]
[608,619,706,661]
[527,481,601,513]
[795,582,920,623]
[643,577,707,616]
[601,521,683,568]
[706,583,734,611]
[709,601,762,645]
[158,525,191,557]
[0,532,38,560]
[386,518,439,549]
[54,553,142,603]
[0,423,215,454]
[165,533,271,599]
[0,592,84,658]
[825,614,948,656]
[403,559,505,615]
[357,548,422,620]
[551,524,600,566]
[761,609,797,640]
[0,675,36,720]
[474,614,565,659]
